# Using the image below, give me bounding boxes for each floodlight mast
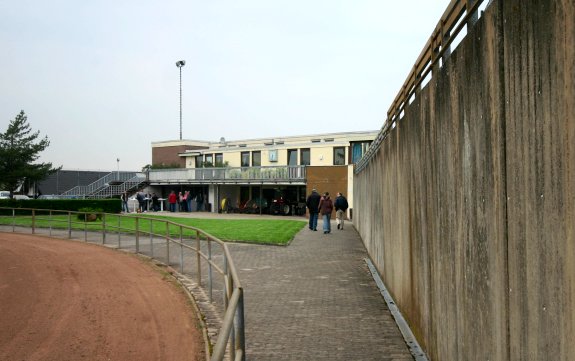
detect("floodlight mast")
[176,60,186,140]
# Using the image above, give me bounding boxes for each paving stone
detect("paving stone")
[226,219,414,360]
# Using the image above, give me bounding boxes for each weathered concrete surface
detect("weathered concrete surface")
[503,1,575,360]
[353,0,574,360]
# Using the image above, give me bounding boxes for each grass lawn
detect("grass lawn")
[0,213,307,246]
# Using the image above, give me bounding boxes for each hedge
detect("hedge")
[0,199,121,215]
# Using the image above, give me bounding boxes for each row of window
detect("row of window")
[195,147,348,167]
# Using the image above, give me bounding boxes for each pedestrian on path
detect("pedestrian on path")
[306,188,321,231]
[334,192,349,230]
[319,192,333,234]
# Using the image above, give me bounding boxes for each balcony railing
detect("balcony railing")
[149,166,306,184]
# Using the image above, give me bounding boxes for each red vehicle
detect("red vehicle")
[269,189,306,216]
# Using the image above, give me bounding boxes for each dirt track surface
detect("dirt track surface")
[0,232,205,361]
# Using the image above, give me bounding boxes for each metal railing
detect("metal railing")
[0,207,245,361]
[62,172,146,197]
[150,165,306,184]
[355,0,488,173]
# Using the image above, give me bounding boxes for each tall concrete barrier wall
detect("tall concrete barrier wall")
[353,1,574,360]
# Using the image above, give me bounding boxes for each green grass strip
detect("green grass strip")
[0,213,306,246]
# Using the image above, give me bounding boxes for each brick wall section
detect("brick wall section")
[152,145,206,168]
[305,166,348,215]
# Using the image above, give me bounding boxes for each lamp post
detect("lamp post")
[116,158,120,180]
[176,60,186,140]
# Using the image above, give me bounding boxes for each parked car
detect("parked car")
[38,194,60,199]
[0,191,10,199]
[13,194,31,200]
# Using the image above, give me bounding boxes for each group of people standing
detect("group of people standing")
[167,190,204,213]
[121,190,205,213]
[306,189,348,234]
[120,191,160,213]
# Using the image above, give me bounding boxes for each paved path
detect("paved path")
[226,218,414,360]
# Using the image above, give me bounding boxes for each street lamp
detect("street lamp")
[116,158,120,180]
[176,60,186,140]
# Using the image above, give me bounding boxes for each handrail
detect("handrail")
[0,207,245,360]
[355,0,487,173]
[150,165,307,184]
[62,172,144,196]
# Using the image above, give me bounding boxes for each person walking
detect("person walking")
[306,188,321,231]
[334,192,349,230]
[168,190,177,212]
[319,192,334,234]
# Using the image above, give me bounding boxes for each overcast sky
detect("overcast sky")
[1,0,449,171]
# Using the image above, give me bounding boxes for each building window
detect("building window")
[241,152,250,167]
[300,148,310,166]
[252,151,261,166]
[205,154,214,167]
[333,147,345,165]
[269,149,278,162]
[288,149,297,166]
[215,153,224,167]
[351,141,371,163]
[195,155,203,168]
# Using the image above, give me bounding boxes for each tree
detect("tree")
[0,111,60,196]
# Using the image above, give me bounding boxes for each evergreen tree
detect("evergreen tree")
[0,111,60,196]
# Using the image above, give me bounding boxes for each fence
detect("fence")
[0,207,245,361]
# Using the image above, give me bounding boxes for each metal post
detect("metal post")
[49,210,52,236]
[68,212,72,239]
[175,60,186,140]
[196,231,201,285]
[166,221,170,266]
[150,219,154,258]
[135,217,140,253]
[208,240,213,302]
[223,257,229,308]
[102,213,106,244]
[31,209,35,234]
[228,258,236,360]
[180,226,184,274]
[12,209,15,232]
[236,289,246,361]
[179,65,182,140]
[118,215,121,248]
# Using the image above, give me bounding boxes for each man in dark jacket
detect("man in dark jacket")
[334,192,349,230]
[306,189,321,231]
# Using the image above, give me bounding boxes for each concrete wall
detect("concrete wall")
[353,1,574,360]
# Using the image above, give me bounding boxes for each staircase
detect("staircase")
[61,172,148,199]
